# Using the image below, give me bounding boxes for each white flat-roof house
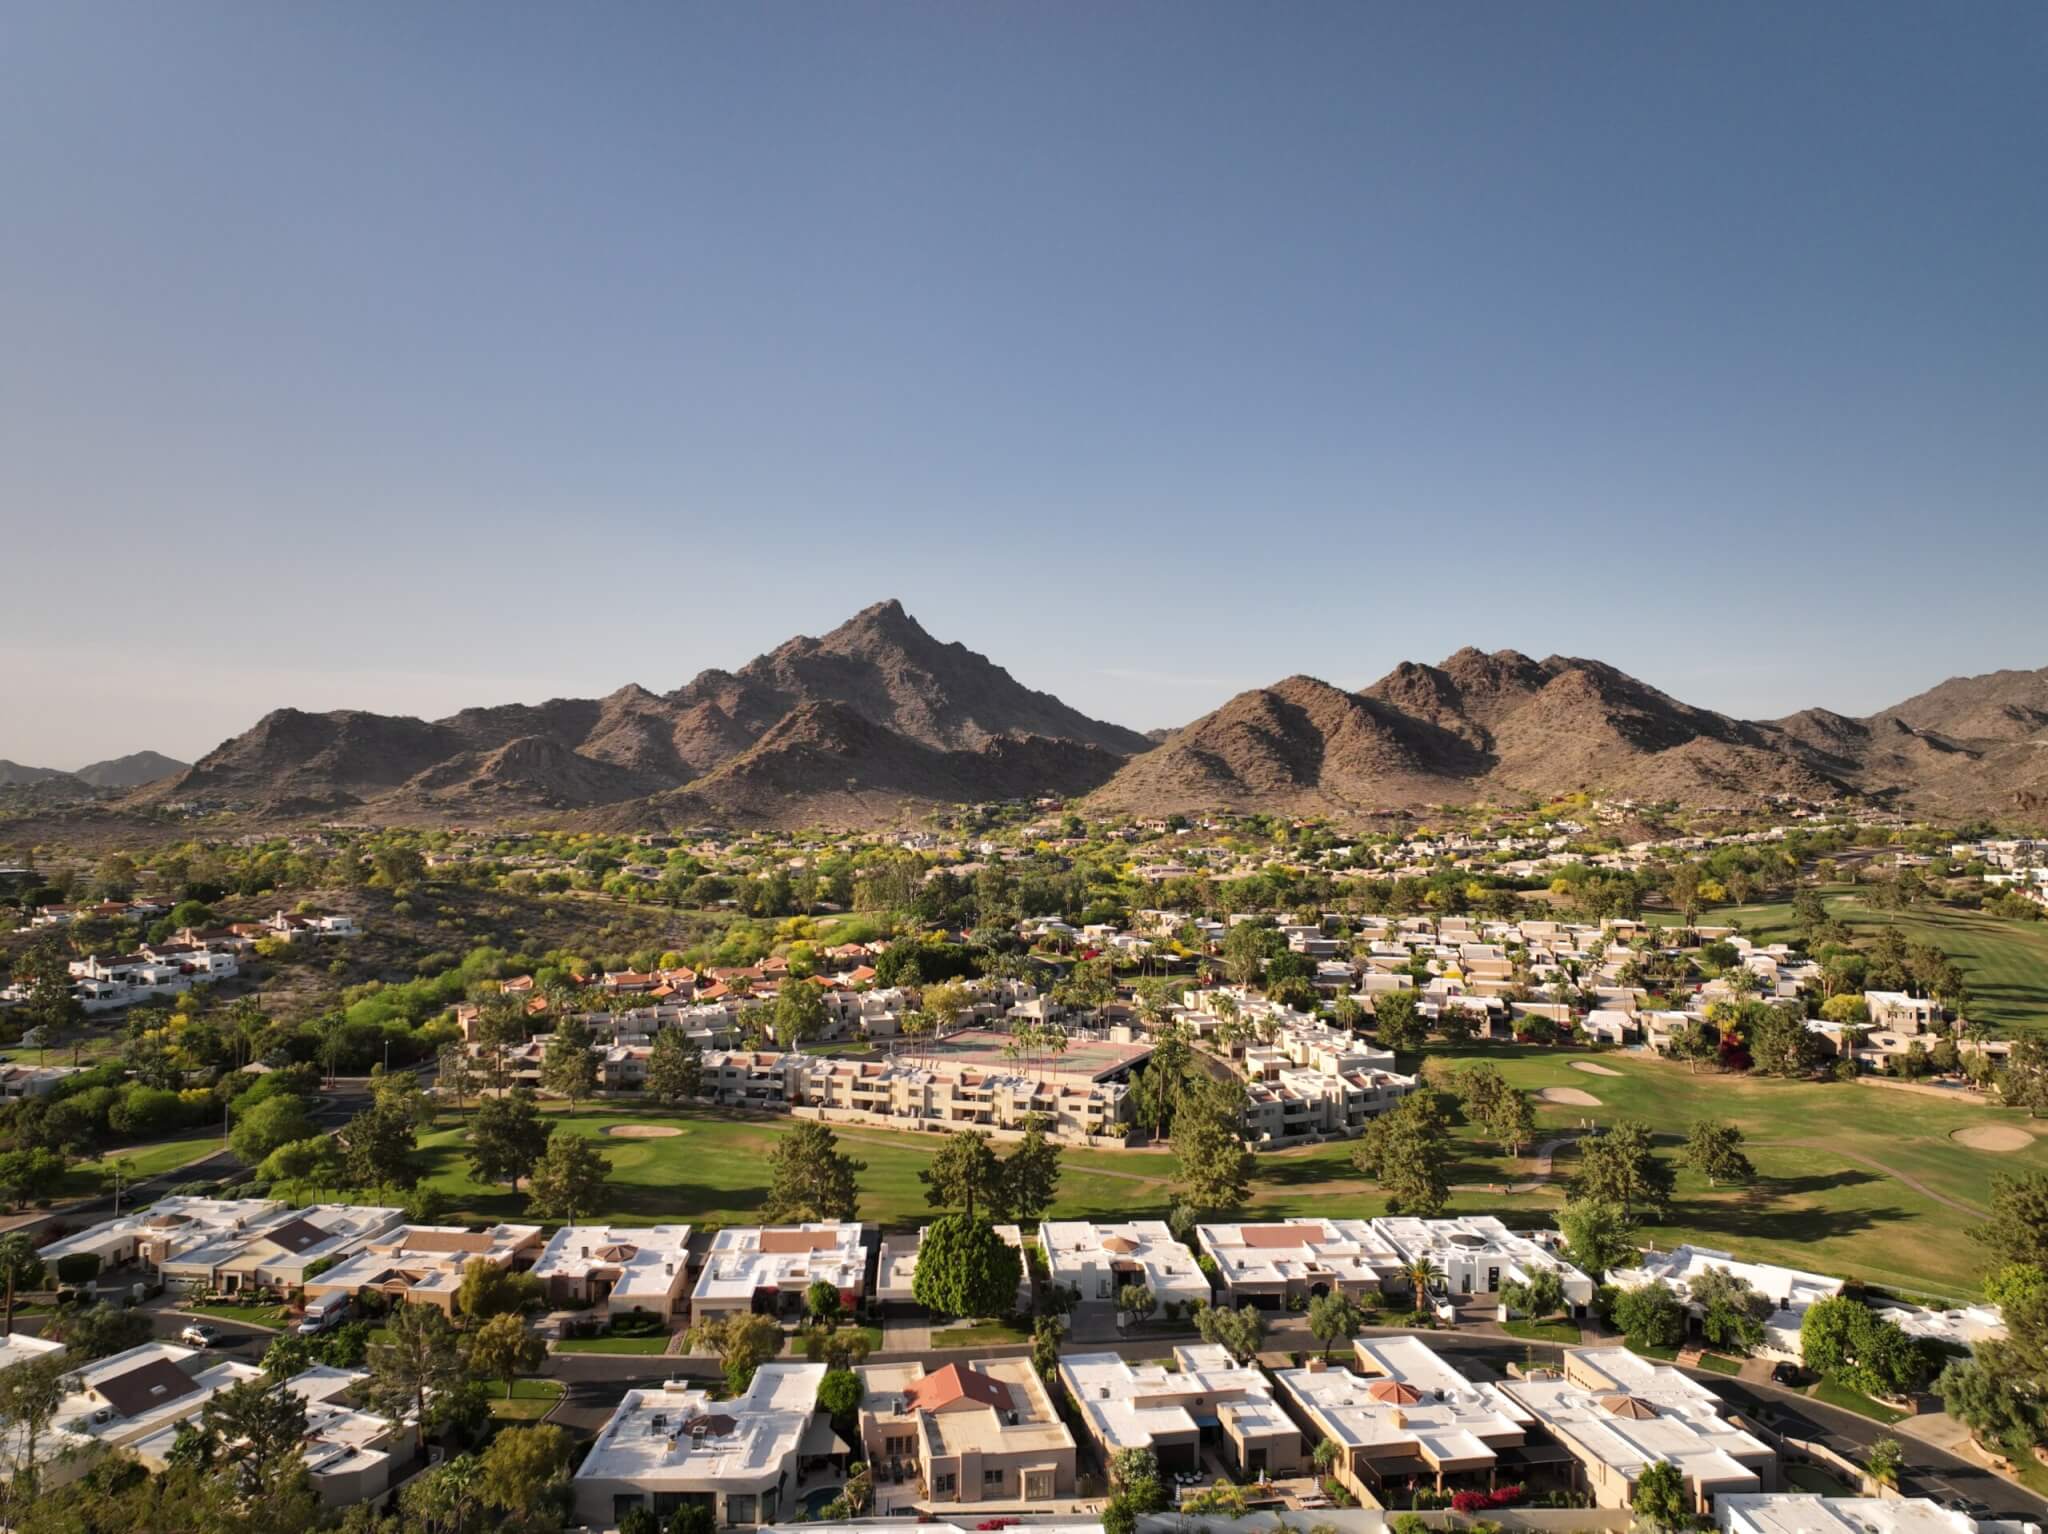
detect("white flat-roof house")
[1196,1219,1406,1308]
[1607,1247,1845,1360]
[39,1197,291,1275]
[1502,1348,1775,1514]
[877,1225,1030,1316]
[303,1223,544,1315]
[1058,1345,1305,1481]
[1275,1336,1536,1503]
[1037,1220,1209,1321]
[691,1225,868,1326]
[573,1365,833,1529]
[1371,1216,1595,1311]
[157,1204,404,1292]
[533,1224,694,1318]
[1717,1494,2038,1534]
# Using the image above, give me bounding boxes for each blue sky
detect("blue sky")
[2,3,2043,765]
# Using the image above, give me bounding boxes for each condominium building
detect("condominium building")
[856,1359,1076,1508]
[1036,1220,1209,1321]
[1501,1348,1775,1513]
[1274,1337,1535,1502]
[792,1057,1132,1143]
[1058,1346,1305,1480]
[573,1365,837,1529]
[691,1224,868,1326]
[1195,1219,1405,1308]
[532,1224,694,1318]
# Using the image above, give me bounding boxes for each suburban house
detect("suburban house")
[39,1197,292,1276]
[1036,1220,1210,1321]
[1501,1349,1775,1514]
[156,1204,404,1293]
[856,1359,1075,1508]
[1606,1247,1844,1360]
[1371,1216,1595,1311]
[877,1225,1031,1316]
[1195,1219,1405,1309]
[572,1365,840,1529]
[302,1223,544,1315]
[1274,1337,1537,1503]
[690,1224,868,1326]
[532,1224,694,1318]
[1863,991,1943,1034]
[1058,1345,1305,1480]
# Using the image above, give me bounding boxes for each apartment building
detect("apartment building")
[1036,1220,1209,1321]
[1275,1337,1536,1502]
[691,1224,868,1326]
[1195,1219,1405,1308]
[792,1056,1132,1143]
[1502,1349,1775,1514]
[573,1366,833,1529]
[857,1359,1075,1507]
[1058,1346,1304,1480]
[532,1224,694,1318]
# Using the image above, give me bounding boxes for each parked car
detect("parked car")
[1770,1361,1808,1386]
[179,1323,221,1349]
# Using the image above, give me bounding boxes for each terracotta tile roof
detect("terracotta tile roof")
[905,1363,1014,1414]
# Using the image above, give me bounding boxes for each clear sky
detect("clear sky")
[2,3,2043,767]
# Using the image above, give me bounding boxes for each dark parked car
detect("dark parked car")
[1771,1361,1808,1386]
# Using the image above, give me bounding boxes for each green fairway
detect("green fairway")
[59,1134,225,1199]
[1653,886,2048,1036]
[413,1040,2046,1300]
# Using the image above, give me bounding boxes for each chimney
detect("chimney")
[1306,1358,1327,1374]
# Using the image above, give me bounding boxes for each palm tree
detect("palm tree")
[1405,1258,1445,1317]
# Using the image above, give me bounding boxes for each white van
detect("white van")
[298,1292,352,1335]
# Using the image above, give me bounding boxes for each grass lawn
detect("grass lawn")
[1501,1319,1581,1343]
[1627,1340,1683,1362]
[489,1378,563,1420]
[786,1324,883,1358]
[1695,1354,1744,1376]
[409,1030,2047,1300]
[1654,886,2048,1038]
[175,1302,288,1329]
[58,1135,226,1199]
[1809,1376,1909,1425]
[931,1319,1033,1348]
[554,1334,672,1354]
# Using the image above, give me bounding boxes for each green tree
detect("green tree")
[689,1311,784,1396]
[1500,1267,1566,1321]
[816,1366,864,1420]
[0,1352,67,1513]
[368,1301,466,1439]
[477,1423,571,1530]
[1306,1291,1363,1357]
[1481,1088,1538,1157]
[1371,990,1425,1052]
[1571,1120,1675,1219]
[0,1231,46,1335]
[1690,1266,1769,1355]
[1612,1283,1686,1349]
[912,1215,1024,1319]
[1631,1458,1687,1531]
[342,1096,419,1189]
[539,1016,597,1114]
[526,1129,613,1222]
[773,979,828,1050]
[465,1311,545,1400]
[1192,1302,1265,1363]
[1002,1118,1063,1221]
[1681,1119,1754,1187]
[1172,1077,1253,1212]
[1866,1435,1904,1489]
[1556,1196,1637,1279]
[763,1120,864,1223]
[1973,1172,2048,1268]
[455,1258,542,1321]
[467,1088,550,1190]
[231,1092,317,1166]
[1352,1090,1450,1217]
[920,1130,1008,1221]
[645,1027,704,1106]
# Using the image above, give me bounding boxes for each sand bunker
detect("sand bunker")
[605,1124,683,1139]
[1537,1087,1602,1107]
[1951,1124,2033,1153]
[1572,1062,1623,1077]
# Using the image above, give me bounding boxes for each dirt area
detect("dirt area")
[1571,1061,1623,1077]
[1536,1086,1602,1107]
[1950,1124,2035,1152]
[604,1124,682,1139]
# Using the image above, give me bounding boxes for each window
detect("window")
[934,1473,956,1496]
[983,1467,1005,1489]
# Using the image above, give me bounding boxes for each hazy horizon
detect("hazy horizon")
[4,3,2043,765]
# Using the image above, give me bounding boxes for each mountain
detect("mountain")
[0,761,76,788]
[73,750,188,789]
[1090,649,1853,819]
[131,601,1147,826]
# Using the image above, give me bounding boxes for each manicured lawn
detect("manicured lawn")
[410,1033,2047,1300]
[1501,1319,1581,1343]
[58,1135,226,1199]
[786,1324,883,1358]
[1695,1353,1744,1376]
[175,1302,289,1329]
[1626,1340,1683,1362]
[554,1334,672,1354]
[1655,887,2048,1038]
[489,1378,563,1420]
[931,1319,1033,1348]
[1809,1376,1908,1424]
